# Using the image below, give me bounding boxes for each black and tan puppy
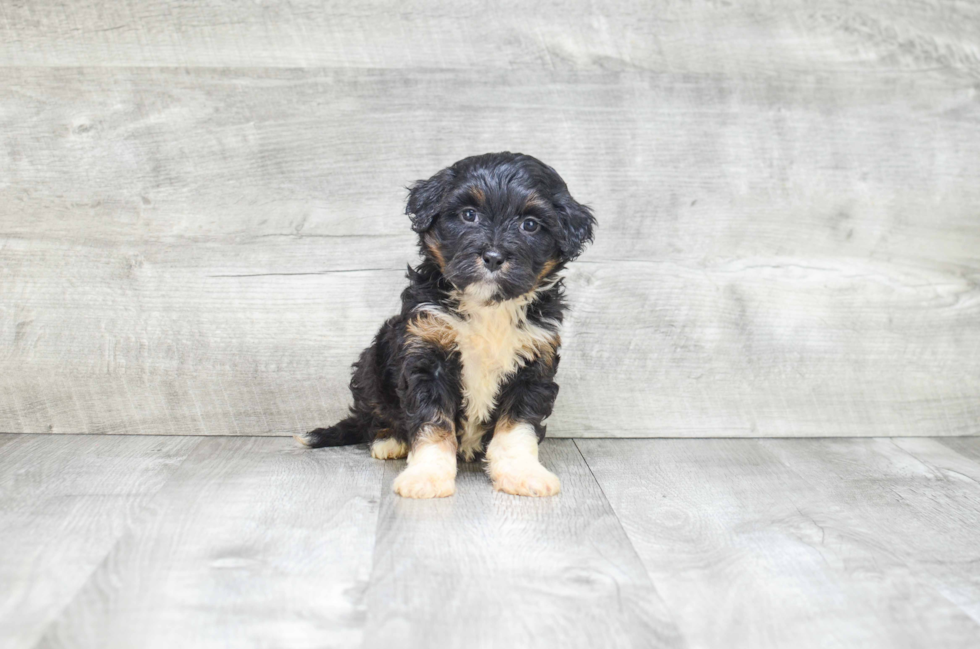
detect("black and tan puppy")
[297,152,595,498]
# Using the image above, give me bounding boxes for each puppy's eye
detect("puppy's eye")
[460,209,478,223]
[520,218,540,233]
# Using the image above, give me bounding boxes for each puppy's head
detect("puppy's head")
[406,152,596,303]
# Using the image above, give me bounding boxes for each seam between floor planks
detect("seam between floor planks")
[767,437,980,626]
[871,438,980,623]
[30,437,387,649]
[0,435,207,649]
[360,440,685,648]
[358,443,685,648]
[6,435,980,648]
[577,437,980,648]
[30,437,210,649]
[570,437,689,635]
[764,438,980,623]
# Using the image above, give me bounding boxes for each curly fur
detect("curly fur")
[299,152,595,497]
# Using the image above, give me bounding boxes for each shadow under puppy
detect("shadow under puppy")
[297,152,595,498]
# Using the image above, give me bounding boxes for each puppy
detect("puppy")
[297,152,595,498]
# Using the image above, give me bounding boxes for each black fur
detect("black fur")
[302,152,595,454]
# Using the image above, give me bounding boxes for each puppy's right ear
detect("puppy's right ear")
[405,167,455,233]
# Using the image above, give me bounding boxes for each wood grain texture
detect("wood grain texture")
[32,437,384,649]
[3,435,980,646]
[1,1,978,75]
[362,440,683,649]
[577,438,980,648]
[0,434,199,649]
[0,433,15,451]
[3,3,980,438]
[2,63,978,437]
[761,437,980,624]
[936,437,980,466]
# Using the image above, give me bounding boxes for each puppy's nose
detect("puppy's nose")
[482,249,505,272]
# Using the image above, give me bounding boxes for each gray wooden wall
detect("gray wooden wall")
[2,1,978,437]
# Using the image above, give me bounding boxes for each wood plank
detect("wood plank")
[1,0,978,74]
[577,438,980,648]
[0,234,408,436]
[762,437,980,623]
[34,437,384,649]
[0,434,199,649]
[4,68,978,255]
[895,437,980,495]
[2,66,978,437]
[936,437,980,466]
[362,440,683,649]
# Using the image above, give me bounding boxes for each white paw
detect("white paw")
[491,462,561,497]
[371,438,409,460]
[392,464,456,499]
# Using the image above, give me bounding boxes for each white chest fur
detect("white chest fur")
[415,290,559,460]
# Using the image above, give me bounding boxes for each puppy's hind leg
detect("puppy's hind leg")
[370,434,409,460]
[485,419,560,497]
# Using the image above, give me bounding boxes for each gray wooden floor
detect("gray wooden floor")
[2,434,980,648]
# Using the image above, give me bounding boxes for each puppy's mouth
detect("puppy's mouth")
[444,269,505,305]
[479,260,511,280]
[445,255,537,304]
[461,279,502,305]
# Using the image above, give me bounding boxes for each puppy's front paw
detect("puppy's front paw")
[393,464,456,499]
[491,462,561,497]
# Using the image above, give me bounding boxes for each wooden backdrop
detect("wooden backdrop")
[1,1,978,437]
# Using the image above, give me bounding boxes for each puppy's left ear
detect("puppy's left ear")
[553,190,597,261]
[405,167,455,233]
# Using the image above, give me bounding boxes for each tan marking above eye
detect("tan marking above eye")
[523,194,549,211]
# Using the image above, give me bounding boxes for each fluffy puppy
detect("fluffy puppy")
[297,152,595,498]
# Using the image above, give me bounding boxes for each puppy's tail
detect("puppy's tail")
[295,414,369,449]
